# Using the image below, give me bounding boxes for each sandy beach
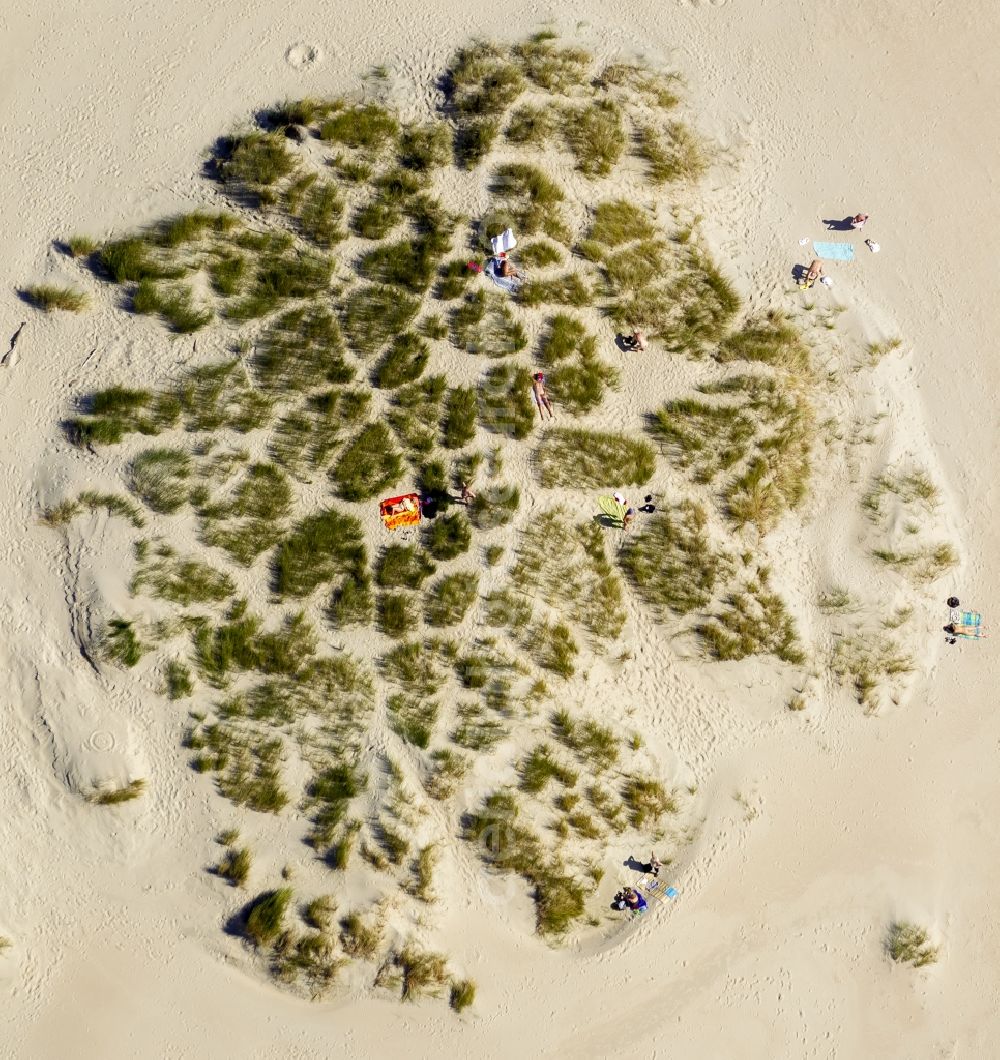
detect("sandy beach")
[2,2,999,1057]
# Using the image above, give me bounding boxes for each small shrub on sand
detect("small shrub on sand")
[423,511,472,560]
[373,333,429,389]
[22,284,89,312]
[129,447,191,513]
[517,241,562,268]
[505,103,560,146]
[620,502,724,616]
[358,233,448,295]
[410,844,439,902]
[67,235,98,258]
[478,364,535,440]
[513,35,591,92]
[102,618,145,668]
[398,121,452,170]
[424,748,469,799]
[328,571,374,629]
[342,284,420,357]
[376,545,436,590]
[442,386,478,449]
[527,620,578,678]
[377,945,451,1001]
[519,273,591,309]
[319,103,399,150]
[451,290,527,357]
[551,710,619,771]
[872,543,959,584]
[272,509,366,599]
[135,557,234,606]
[832,633,914,714]
[378,591,419,638]
[468,484,520,530]
[621,775,676,828]
[221,132,297,189]
[451,702,508,751]
[88,778,146,805]
[99,238,176,283]
[208,253,246,296]
[330,422,403,501]
[886,921,939,967]
[303,895,336,932]
[216,828,240,847]
[387,693,438,748]
[588,200,656,247]
[165,659,193,700]
[42,491,145,529]
[245,888,293,947]
[424,571,479,627]
[698,576,804,665]
[562,100,626,176]
[636,122,708,185]
[519,743,578,793]
[535,428,655,488]
[214,845,252,887]
[339,910,384,960]
[380,640,446,698]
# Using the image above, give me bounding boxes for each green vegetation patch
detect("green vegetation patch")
[534,428,655,488]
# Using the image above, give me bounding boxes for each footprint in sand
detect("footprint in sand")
[285,43,323,71]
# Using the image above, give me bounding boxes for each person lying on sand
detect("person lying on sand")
[532,372,554,419]
[385,496,418,516]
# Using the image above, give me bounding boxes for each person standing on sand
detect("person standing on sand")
[532,372,554,419]
[851,213,869,229]
[649,852,663,877]
[460,481,475,505]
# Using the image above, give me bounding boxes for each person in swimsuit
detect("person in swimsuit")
[532,372,554,419]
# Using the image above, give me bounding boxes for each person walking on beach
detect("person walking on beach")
[649,851,663,877]
[532,372,554,419]
[460,481,476,505]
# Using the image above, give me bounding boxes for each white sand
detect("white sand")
[1,2,999,1056]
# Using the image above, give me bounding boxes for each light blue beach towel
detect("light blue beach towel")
[812,241,855,262]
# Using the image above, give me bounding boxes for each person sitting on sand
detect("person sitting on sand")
[532,372,554,419]
[851,213,869,229]
[496,252,520,279]
[622,887,647,914]
[622,329,647,351]
[622,506,636,531]
[799,259,824,289]
[460,481,476,505]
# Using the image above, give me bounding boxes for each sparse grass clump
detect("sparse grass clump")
[451,290,527,357]
[698,573,804,665]
[398,122,452,170]
[588,200,656,247]
[245,888,293,947]
[505,103,559,146]
[22,284,89,312]
[221,132,297,190]
[442,386,478,449]
[319,103,399,150]
[134,556,234,606]
[518,273,591,309]
[165,659,193,700]
[129,447,191,513]
[378,592,418,638]
[273,509,366,598]
[67,235,98,258]
[535,428,655,488]
[513,35,591,92]
[379,945,451,1001]
[387,693,438,748]
[423,511,472,560]
[303,895,336,931]
[832,632,914,714]
[620,502,724,616]
[424,571,479,627]
[102,618,145,668]
[88,778,146,805]
[621,775,676,828]
[517,241,562,268]
[478,363,535,440]
[373,333,429,389]
[562,100,626,176]
[886,921,939,967]
[377,545,436,589]
[42,491,144,529]
[339,910,384,960]
[330,422,403,501]
[636,122,708,185]
[215,845,252,887]
[468,484,520,530]
[342,284,421,357]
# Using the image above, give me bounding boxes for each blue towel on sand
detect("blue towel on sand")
[812,241,855,262]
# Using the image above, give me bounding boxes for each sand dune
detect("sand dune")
[1,2,999,1057]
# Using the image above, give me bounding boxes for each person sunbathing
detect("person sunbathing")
[532,372,554,419]
[498,256,520,279]
[385,496,417,516]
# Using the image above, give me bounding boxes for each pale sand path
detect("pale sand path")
[0,2,998,1057]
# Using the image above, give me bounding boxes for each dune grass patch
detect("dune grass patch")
[22,284,89,312]
[698,572,804,665]
[478,363,535,440]
[272,509,366,599]
[373,333,429,389]
[620,501,725,617]
[534,428,655,488]
[341,284,421,357]
[102,618,145,668]
[424,571,479,627]
[88,778,146,805]
[330,422,403,501]
[886,921,939,967]
[319,103,399,151]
